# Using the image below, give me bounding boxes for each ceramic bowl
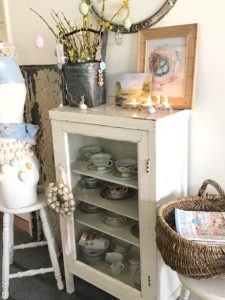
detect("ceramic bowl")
[114,159,137,176]
[80,145,103,159]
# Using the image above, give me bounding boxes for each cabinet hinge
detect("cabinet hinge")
[146,159,150,173]
[148,275,151,286]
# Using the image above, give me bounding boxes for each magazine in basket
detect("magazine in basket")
[175,208,225,244]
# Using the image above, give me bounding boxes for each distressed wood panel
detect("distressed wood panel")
[21,65,66,241]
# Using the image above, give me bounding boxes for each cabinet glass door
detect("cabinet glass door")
[68,133,140,290]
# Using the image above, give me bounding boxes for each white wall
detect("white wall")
[0,0,6,40]
[4,0,225,195]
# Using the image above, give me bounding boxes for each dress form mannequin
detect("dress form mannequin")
[0,43,40,208]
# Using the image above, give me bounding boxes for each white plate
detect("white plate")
[102,215,128,227]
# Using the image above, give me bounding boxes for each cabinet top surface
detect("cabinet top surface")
[49,105,190,129]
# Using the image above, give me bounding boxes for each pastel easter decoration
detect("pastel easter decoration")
[79,1,89,16]
[123,17,132,30]
[79,96,87,110]
[34,33,45,48]
[0,42,40,209]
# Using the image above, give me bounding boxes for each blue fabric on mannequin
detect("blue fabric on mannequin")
[0,123,39,145]
[0,56,24,84]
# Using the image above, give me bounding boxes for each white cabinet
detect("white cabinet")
[49,105,189,300]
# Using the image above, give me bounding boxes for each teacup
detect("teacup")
[83,176,101,187]
[80,145,103,160]
[110,262,125,276]
[107,182,128,197]
[110,239,129,255]
[79,232,109,250]
[128,258,140,276]
[105,252,123,266]
[90,153,113,171]
[114,159,137,177]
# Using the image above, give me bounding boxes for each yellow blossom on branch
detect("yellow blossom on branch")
[121,0,129,9]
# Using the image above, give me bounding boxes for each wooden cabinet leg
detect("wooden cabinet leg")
[179,284,190,300]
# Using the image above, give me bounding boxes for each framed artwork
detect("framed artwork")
[115,73,152,106]
[137,24,198,109]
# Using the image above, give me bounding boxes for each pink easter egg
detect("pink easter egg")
[34,34,44,48]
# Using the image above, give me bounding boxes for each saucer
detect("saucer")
[102,215,128,227]
[80,179,103,189]
[112,170,137,180]
[79,202,103,214]
[87,164,113,173]
[100,187,135,200]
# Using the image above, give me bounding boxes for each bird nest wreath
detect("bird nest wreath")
[46,182,75,216]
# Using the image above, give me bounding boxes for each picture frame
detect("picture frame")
[115,73,152,107]
[137,24,198,109]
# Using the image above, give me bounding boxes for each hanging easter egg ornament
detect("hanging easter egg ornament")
[79,1,89,16]
[46,182,75,216]
[115,28,123,46]
[34,34,45,48]
[123,17,132,30]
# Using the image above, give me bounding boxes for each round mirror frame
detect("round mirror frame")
[88,0,178,33]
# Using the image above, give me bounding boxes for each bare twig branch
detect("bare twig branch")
[29,8,58,39]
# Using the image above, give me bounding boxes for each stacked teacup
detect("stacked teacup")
[0,42,39,209]
[114,158,137,178]
[78,231,109,263]
[105,252,125,276]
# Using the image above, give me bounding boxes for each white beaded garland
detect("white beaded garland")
[0,140,33,165]
[46,182,75,216]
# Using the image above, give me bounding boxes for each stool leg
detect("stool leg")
[9,214,14,265]
[39,207,64,290]
[179,284,190,300]
[2,213,10,300]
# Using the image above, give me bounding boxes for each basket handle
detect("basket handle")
[198,179,225,197]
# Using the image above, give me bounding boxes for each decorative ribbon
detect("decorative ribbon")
[0,123,39,145]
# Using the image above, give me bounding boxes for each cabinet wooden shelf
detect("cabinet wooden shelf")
[50,105,189,300]
[75,209,139,247]
[71,161,138,189]
[75,186,139,220]
[77,258,137,288]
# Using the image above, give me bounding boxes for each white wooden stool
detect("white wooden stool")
[179,274,225,300]
[0,193,64,299]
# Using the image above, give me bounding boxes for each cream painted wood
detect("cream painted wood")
[0,194,64,299]
[179,274,225,300]
[49,105,190,300]
[0,0,6,41]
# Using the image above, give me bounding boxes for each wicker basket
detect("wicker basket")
[156,179,225,279]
